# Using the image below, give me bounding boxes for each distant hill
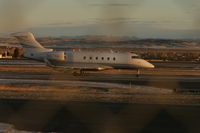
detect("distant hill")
[58,35,139,41]
[0,37,200,49]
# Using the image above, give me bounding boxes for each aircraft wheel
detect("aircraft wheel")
[136,69,140,77]
[72,70,84,76]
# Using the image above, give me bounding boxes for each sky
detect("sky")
[0,0,200,39]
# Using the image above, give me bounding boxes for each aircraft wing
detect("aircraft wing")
[44,58,113,71]
[62,64,113,71]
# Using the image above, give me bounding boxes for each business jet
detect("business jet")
[12,32,154,76]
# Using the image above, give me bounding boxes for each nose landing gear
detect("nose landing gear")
[136,69,140,77]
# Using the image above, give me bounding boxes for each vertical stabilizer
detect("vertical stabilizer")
[11,32,53,53]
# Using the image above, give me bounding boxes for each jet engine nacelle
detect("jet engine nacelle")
[46,51,65,61]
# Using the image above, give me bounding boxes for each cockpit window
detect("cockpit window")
[131,56,141,59]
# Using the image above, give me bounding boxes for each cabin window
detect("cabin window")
[83,56,86,60]
[96,57,98,60]
[102,57,104,60]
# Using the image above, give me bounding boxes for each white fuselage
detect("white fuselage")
[25,50,154,69]
[67,51,154,69]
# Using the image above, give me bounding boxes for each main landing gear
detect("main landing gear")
[72,70,85,76]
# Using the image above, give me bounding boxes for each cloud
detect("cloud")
[28,22,200,39]
[44,22,73,26]
[173,0,200,14]
[90,3,136,7]
[89,0,145,7]
[173,0,200,36]
[0,0,46,33]
[91,17,176,26]
[91,18,137,23]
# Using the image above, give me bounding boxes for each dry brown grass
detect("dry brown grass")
[0,84,199,105]
[0,66,52,72]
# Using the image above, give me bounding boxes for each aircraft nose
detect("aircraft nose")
[132,59,155,69]
[142,60,155,68]
[148,63,155,68]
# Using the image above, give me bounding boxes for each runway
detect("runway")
[0,59,200,132]
[0,59,199,104]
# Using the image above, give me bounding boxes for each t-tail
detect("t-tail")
[11,32,53,60]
